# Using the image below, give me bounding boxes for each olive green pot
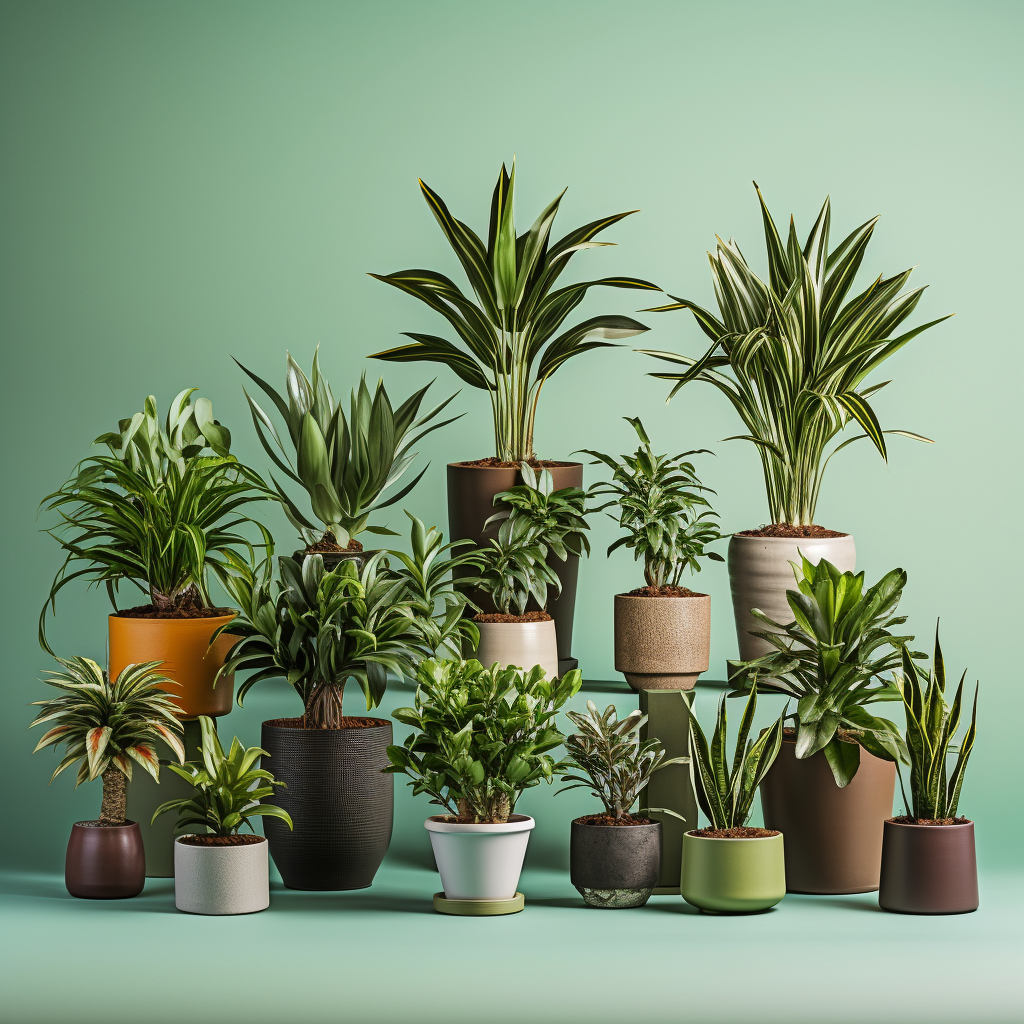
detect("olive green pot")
[681,832,786,913]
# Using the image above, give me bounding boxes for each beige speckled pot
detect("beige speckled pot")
[729,533,856,661]
[614,593,710,691]
[473,618,560,679]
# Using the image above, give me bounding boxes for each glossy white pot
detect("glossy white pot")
[473,619,559,679]
[425,814,535,900]
[173,836,269,915]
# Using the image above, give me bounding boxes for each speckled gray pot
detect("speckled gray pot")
[570,819,661,908]
[173,836,270,915]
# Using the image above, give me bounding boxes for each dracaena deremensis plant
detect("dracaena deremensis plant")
[370,160,660,462]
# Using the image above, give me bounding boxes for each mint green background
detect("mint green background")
[2,0,1021,889]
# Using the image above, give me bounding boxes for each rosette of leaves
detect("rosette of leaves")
[370,160,660,462]
[30,658,185,825]
[475,516,561,615]
[386,658,582,823]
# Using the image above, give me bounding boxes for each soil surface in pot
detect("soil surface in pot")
[179,834,265,847]
[454,457,578,469]
[737,524,847,538]
[306,534,363,554]
[574,814,654,827]
[888,816,971,826]
[622,585,706,598]
[691,826,780,838]
[73,820,134,828]
[116,604,234,619]
[475,610,552,622]
[264,717,387,730]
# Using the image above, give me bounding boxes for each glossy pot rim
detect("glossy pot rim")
[425,813,535,835]
[107,611,238,627]
[447,460,583,470]
[884,818,975,831]
[72,819,140,830]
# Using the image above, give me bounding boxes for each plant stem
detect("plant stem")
[304,681,345,729]
[99,767,127,824]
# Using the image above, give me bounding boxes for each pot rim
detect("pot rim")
[684,830,782,843]
[613,592,710,601]
[884,818,974,830]
[261,716,391,731]
[174,834,268,847]
[425,813,535,835]
[107,611,238,625]
[71,819,139,829]
[474,618,556,629]
[447,460,583,470]
[727,532,852,544]
[571,817,662,830]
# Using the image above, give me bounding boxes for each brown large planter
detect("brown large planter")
[878,819,979,914]
[613,593,710,690]
[447,461,582,671]
[108,613,238,718]
[65,820,145,899]
[759,738,895,893]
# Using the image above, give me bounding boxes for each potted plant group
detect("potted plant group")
[878,631,979,914]
[641,185,949,659]
[31,657,184,899]
[682,684,787,913]
[371,160,659,665]
[236,349,458,565]
[386,658,582,914]
[732,557,911,894]
[559,701,685,908]
[153,716,293,915]
[582,418,723,690]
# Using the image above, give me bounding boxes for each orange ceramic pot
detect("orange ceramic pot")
[108,614,238,718]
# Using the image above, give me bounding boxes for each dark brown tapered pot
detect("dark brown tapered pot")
[65,820,145,899]
[759,739,895,893]
[447,461,582,672]
[878,819,978,914]
[261,718,393,890]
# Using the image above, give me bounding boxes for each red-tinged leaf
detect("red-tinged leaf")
[153,722,186,764]
[32,724,73,752]
[85,726,112,779]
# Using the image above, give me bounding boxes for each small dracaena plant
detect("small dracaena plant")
[31,658,184,825]
[152,716,293,836]
[475,515,561,615]
[688,684,787,830]
[895,627,978,821]
[558,701,687,819]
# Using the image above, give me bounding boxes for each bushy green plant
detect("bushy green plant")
[559,701,685,819]
[640,185,949,526]
[731,557,912,787]
[40,391,269,650]
[581,418,723,589]
[237,350,459,548]
[31,658,184,824]
[475,516,561,615]
[386,659,582,823]
[370,160,659,461]
[152,716,293,836]
[895,628,978,821]
[688,685,786,830]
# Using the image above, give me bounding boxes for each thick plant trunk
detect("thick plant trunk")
[458,791,510,824]
[150,583,204,616]
[99,767,127,824]
[304,681,345,729]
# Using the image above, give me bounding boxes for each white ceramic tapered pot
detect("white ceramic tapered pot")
[613,593,710,691]
[473,619,560,679]
[728,533,856,661]
[173,835,270,915]
[425,814,535,900]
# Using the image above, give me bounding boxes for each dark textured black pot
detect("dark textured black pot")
[260,718,393,890]
[570,818,661,908]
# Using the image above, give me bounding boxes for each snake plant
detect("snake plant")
[370,160,659,461]
[640,184,950,526]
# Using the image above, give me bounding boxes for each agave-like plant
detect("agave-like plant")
[236,350,459,549]
[370,160,660,462]
[30,658,185,824]
[640,184,950,526]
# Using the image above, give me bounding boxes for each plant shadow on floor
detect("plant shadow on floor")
[798,896,882,913]
[268,883,435,914]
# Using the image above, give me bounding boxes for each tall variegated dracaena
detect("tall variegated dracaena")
[370,160,660,462]
[640,184,950,526]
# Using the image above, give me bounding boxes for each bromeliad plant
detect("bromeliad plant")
[731,557,913,787]
[370,160,660,462]
[40,390,269,651]
[475,516,561,616]
[236,351,459,549]
[152,716,293,837]
[386,658,582,823]
[689,684,787,830]
[640,184,949,526]
[31,658,185,824]
[581,418,723,590]
[895,628,979,822]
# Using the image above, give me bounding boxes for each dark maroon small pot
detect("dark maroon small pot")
[878,819,978,915]
[65,821,146,899]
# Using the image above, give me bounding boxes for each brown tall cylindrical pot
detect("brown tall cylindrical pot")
[65,820,145,899]
[878,819,978,914]
[759,739,895,893]
[447,461,582,670]
[613,593,710,690]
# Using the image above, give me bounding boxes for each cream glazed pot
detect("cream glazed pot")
[173,835,270,915]
[473,618,559,679]
[614,593,711,690]
[728,533,856,661]
[425,814,535,900]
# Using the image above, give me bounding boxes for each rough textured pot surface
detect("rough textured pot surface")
[108,613,238,718]
[681,832,786,913]
[728,534,855,661]
[261,719,393,890]
[879,820,978,914]
[570,820,661,908]
[473,619,560,680]
[65,821,145,899]
[447,462,582,667]
[425,814,534,901]
[614,594,710,690]
[174,836,270,915]
[760,739,894,894]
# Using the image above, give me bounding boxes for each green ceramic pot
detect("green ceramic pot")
[681,831,786,913]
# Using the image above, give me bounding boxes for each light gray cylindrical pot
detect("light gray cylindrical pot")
[174,836,270,915]
[473,620,559,680]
